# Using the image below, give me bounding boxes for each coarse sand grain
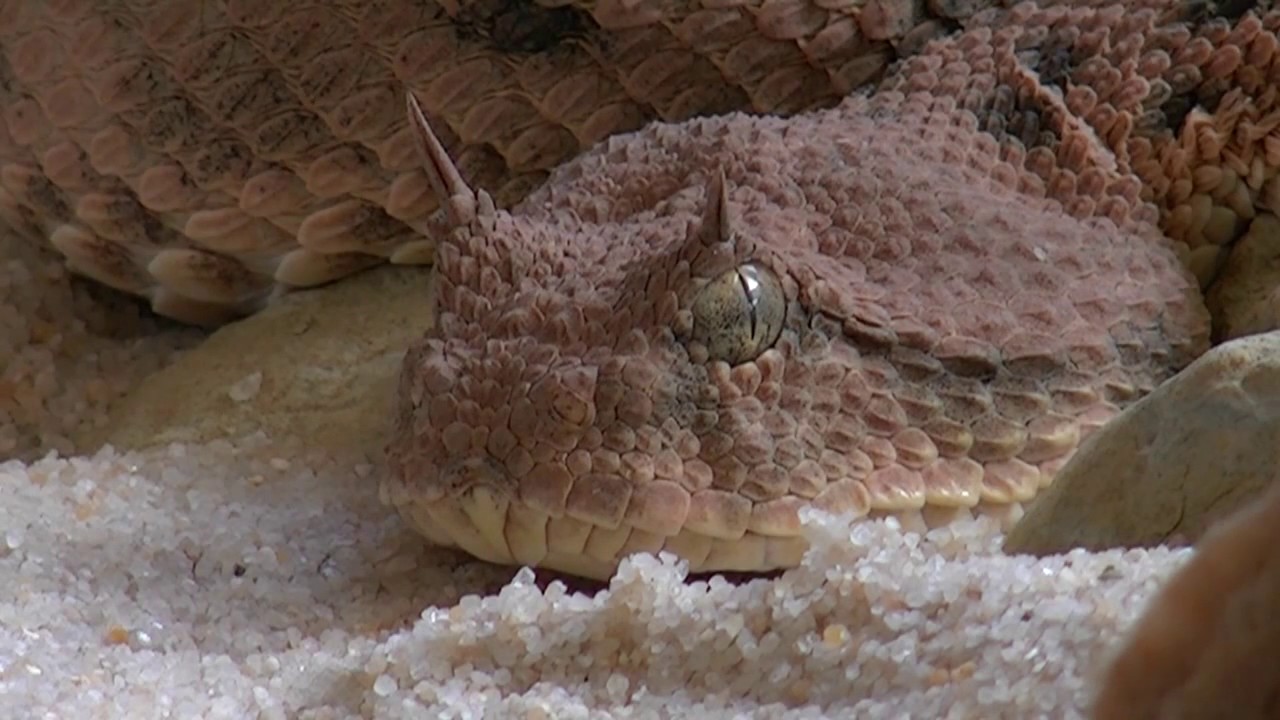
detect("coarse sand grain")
[0,229,1194,719]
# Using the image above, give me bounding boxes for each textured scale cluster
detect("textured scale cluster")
[886,1,1280,288]
[3,0,1275,325]
[0,0,979,325]
[4,0,1280,578]
[384,71,1208,577]
[379,0,1280,580]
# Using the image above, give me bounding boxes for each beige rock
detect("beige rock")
[1206,212,1280,342]
[1092,478,1280,720]
[1003,330,1280,556]
[81,265,433,460]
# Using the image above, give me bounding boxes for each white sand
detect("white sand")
[1,232,1193,718]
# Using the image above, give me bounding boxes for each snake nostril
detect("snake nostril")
[440,456,514,499]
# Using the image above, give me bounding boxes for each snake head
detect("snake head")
[383,93,1207,580]
[385,96,833,577]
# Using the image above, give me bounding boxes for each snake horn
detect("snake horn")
[405,91,494,228]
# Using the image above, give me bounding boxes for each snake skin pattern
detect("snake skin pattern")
[382,1,1280,579]
[4,1,1279,577]
[0,0,984,325]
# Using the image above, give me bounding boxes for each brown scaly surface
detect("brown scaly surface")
[0,0,988,326]
[383,0,1280,580]
[2,0,1278,579]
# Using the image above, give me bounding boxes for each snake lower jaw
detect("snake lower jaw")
[387,485,1032,581]
[391,485,808,581]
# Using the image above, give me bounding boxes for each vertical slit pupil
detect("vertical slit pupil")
[737,267,759,343]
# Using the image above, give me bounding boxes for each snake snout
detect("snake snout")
[439,456,514,498]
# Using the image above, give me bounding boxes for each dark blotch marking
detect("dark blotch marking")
[1181,0,1260,24]
[1160,93,1198,136]
[1027,42,1076,94]
[969,32,1081,155]
[450,0,596,56]
[1156,0,1261,130]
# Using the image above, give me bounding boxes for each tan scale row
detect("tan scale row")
[395,481,1043,581]
[0,0,999,324]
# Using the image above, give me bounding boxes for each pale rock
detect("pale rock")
[81,265,433,460]
[1003,329,1280,556]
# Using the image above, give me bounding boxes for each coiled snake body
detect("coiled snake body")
[6,1,1278,577]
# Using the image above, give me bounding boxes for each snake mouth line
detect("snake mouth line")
[398,485,1030,581]
[402,486,811,580]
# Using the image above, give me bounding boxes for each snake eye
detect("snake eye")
[690,262,786,365]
